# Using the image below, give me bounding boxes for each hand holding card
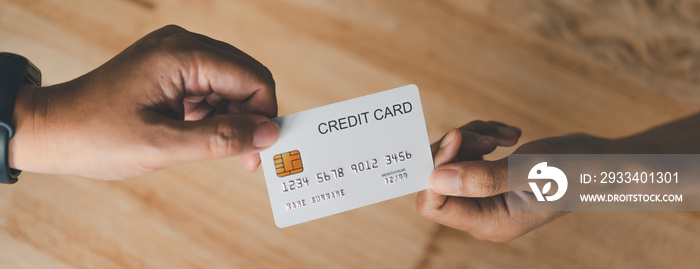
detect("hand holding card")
[260,84,434,227]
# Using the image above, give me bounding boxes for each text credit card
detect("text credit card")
[260,84,434,228]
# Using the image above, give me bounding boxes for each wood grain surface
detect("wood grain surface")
[1,0,699,268]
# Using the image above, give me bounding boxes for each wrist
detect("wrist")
[8,83,44,171]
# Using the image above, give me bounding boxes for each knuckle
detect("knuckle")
[415,195,440,222]
[160,24,186,33]
[138,25,190,51]
[158,31,195,50]
[209,121,246,157]
[133,34,198,68]
[416,204,439,222]
[143,27,196,53]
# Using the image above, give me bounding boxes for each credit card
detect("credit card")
[260,84,434,228]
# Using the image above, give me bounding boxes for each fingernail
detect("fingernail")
[440,129,457,149]
[496,126,518,139]
[253,121,279,148]
[430,169,460,194]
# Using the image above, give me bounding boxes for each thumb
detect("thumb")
[162,114,279,164]
[429,159,510,197]
[433,129,462,167]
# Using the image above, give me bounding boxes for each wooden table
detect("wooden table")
[1,0,698,268]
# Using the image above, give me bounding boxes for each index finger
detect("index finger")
[190,32,276,118]
[151,26,276,118]
[183,47,277,118]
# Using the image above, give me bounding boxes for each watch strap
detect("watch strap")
[0,53,42,184]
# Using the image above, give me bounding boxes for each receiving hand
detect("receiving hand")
[417,120,614,241]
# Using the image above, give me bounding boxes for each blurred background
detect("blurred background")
[1,0,699,268]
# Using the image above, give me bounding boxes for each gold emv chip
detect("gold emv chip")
[274,150,304,177]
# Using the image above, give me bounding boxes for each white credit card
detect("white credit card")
[260,84,434,228]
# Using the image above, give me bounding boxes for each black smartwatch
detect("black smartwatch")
[0,53,42,184]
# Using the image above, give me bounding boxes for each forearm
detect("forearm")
[617,112,700,154]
